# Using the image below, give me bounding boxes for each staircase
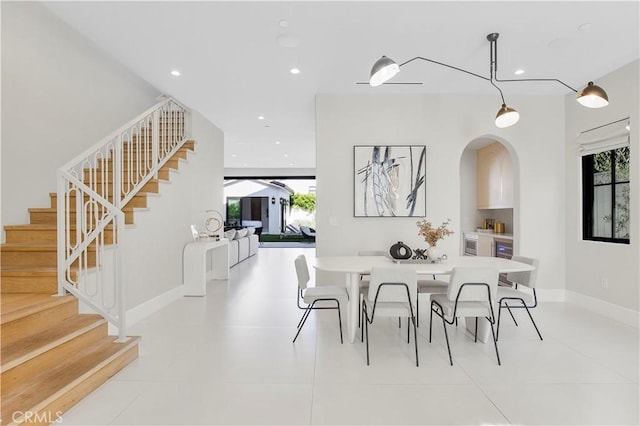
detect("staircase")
[1,119,194,424]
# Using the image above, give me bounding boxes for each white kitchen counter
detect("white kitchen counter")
[464,230,514,240]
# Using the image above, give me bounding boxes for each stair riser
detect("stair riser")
[4,229,114,245]
[1,298,78,346]
[1,322,108,395]
[0,276,58,294]
[21,343,139,425]
[0,250,95,268]
[30,211,134,225]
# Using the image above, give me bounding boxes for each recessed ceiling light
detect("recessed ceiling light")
[231,154,237,158]
[279,20,289,28]
[514,69,525,75]
[284,154,288,157]
[290,68,300,74]
[170,70,181,76]
[258,116,265,120]
[289,163,294,166]
[578,22,593,31]
[275,141,281,144]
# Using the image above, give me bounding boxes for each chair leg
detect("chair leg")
[506,303,519,326]
[429,303,434,342]
[442,315,453,366]
[407,317,410,344]
[398,317,401,328]
[412,315,419,367]
[361,304,365,343]
[336,301,344,344]
[523,303,543,341]
[496,302,503,341]
[474,317,478,343]
[293,306,313,343]
[365,309,370,365]
[488,317,501,366]
[296,306,308,328]
[416,290,420,327]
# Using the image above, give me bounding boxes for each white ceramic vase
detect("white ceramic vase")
[426,245,440,260]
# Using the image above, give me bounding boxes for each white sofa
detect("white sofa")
[224,227,259,267]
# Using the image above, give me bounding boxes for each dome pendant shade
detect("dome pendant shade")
[577,82,609,108]
[495,104,520,128]
[369,56,400,87]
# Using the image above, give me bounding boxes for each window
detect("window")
[582,146,630,244]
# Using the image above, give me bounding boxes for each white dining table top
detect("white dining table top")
[312,255,535,275]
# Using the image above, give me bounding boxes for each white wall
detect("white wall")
[564,60,639,311]
[1,2,160,236]
[1,2,226,311]
[122,110,224,309]
[315,93,566,291]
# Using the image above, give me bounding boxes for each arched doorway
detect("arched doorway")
[459,136,520,254]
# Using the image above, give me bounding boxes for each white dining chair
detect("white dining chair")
[496,256,542,341]
[357,250,386,327]
[416,275,449,327]
[293,254,348,344]
[361,267,419,366]
[429,267,500,366]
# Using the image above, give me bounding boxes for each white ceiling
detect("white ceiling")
[43,1,639,171]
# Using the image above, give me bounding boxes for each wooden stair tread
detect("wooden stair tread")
[1,243,96,250]
[28,206,135,213]
[1,266,58,275]
[0,294,74,325]
[1,335,140,423]
[4,224,114,230]
[1,314,105,372]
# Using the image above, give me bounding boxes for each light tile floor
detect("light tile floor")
[61,248,639,425]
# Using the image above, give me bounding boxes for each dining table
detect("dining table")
[312,255,536,343]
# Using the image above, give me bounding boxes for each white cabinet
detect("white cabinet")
[477,142,513,209]
[477,235,495,257]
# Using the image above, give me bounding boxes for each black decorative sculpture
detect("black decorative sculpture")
[389,241,412,260]
[412,248,428,260]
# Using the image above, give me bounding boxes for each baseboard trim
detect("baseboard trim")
[565,290,640,328]
[108,285,184,335]
[536,289,566,302]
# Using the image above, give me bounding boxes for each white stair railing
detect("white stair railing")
[57,98,191,340]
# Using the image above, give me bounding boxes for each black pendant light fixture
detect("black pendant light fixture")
[369,33,609,128]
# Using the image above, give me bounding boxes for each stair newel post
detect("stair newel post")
[56,171,67,297]
[152,109,159,179]
[115,208,127,342]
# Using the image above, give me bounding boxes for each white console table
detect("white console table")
[183,238,229,296]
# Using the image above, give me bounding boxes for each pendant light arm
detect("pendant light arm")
[489,79,507,105]
[399,56,491,83]
[494,76,578,93]
[488,33,579,93]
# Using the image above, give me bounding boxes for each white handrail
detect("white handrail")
[57,97,191,341]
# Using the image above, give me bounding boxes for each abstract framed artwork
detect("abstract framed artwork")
[354,145,426,217]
